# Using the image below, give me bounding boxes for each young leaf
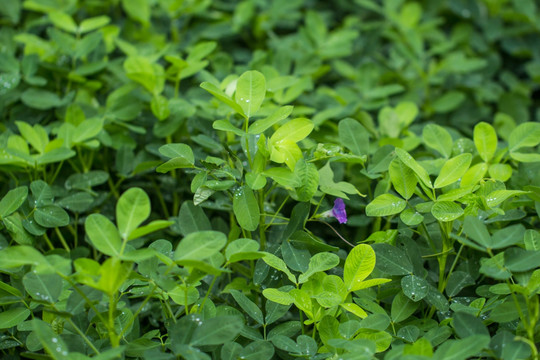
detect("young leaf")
[262,253,296,284]
[431,201,463,222]
[174,231,227,261]
[201,82,246,116]
[433,153,472,188]
[235,70,266,118]
[344,244,376,292]
[298,252,340,283]
[0,186,28,219]
[473,122,497,162]
[116,187,151,239]
[233,185,260,231]
[388,157,417,200]
[508,122,540,152]
[423,124,453,158]
[294,159,319,202]
[248,106,293,134]
[394,147,432,188]
[0,246,50,270]
[366,194,406,217]
[270,118,314,145]
[85,214,122,257]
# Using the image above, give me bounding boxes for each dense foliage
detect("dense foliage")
[1,0,540,359]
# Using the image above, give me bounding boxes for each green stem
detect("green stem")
[66,317,100,355]
[54,227,70,252]
[199,275,217,313]
[258,189,266,250]
[263,195,289,231]
[108,294,120,347]
[42,233,55,251]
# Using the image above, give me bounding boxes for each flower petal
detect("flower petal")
[331,198,347,224]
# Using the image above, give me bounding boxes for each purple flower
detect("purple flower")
[331,198,347,224]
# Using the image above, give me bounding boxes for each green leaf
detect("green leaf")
[200,82,246,116]
[391,291,419,323]
[174,231,227,262]
[388,157,417,199]
[20,88,62,110]
[461,163,488,187]
[372,243,413,275]
[213,119,245,136]
[294,159,319,202]
[225,238,261,262]
[23,272,62,303]
[263,288,294,305]
[434,335,490,360]
[0,246,50,269]
[79,15,110,33]
[400,209,424,226]
[265,299,291,325]
[394,147,432,188]
[0,308,31,329]
[488,164,512,182]
[445,271,475,297]
[270,118,314,144]
[230,290,264,325]
[298,252,340,283]
[85,214,122,257]
[344,244,376,292]
[0,186,28,218]
[116,187,150,239]
[401,275,429,302]
[474,122,497,162]
[239,340,274,360]
[73,118,104,143]
[176,201,211,236]
[463,217,491,249]
[49,11,77,33]
[121,0,150,25]
[431,201,463,222]
[37,148,76,165]
[248,106,293,134]
[491,224,525,249]
[509,122,540,152]
[34,205,70,228]
[16,121,47,154]
[423,124,453,158]
[262,253,296,284]
[32,319,71,360]
[366,193,406,217]
[233,185,260,231]
[281,241,310,272]
[263,168,300,189]
[235,70,266,118]
[127,220,173,241]
[431,91,465,113]
[505,247,540,272]
[338,118,370,156]
[485,190,527,208]
[434,153,472,188]
[157,143,195,172]
[190,316,243,346]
